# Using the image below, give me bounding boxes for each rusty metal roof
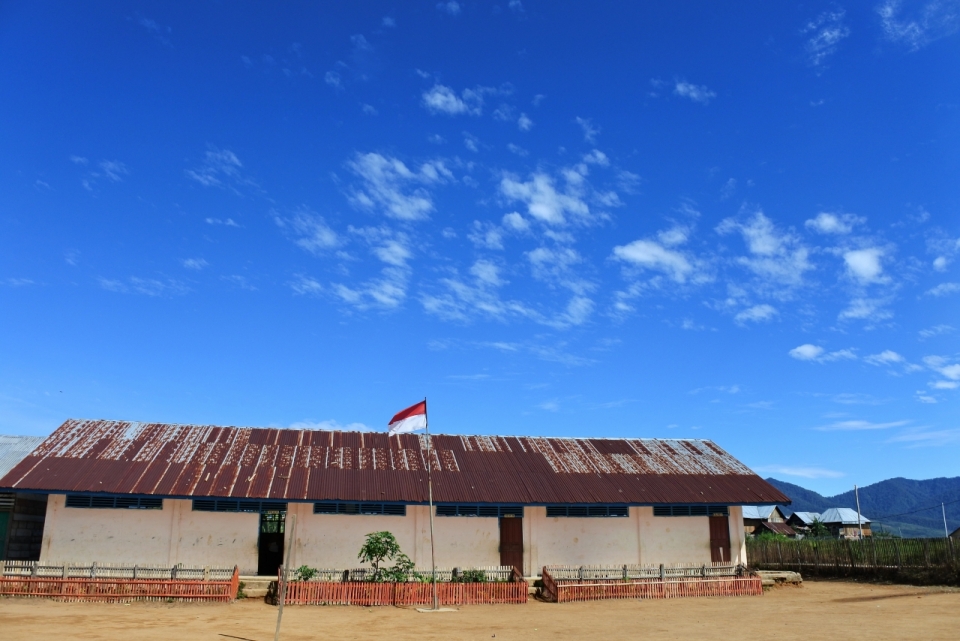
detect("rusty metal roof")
[756,521,797,537]
[0,419,790,505]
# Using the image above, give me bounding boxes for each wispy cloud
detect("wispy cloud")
[754,464,844,479]
[499,168,592,226]
[735,304,778,325]
[275,207,340,254]
[421,84,486,116]
[925,282,960,297]
[717,209,812,291]
[805,212,863,234]
[347,152,452,221]
[844,248,888,284]
[575,117,599,143]
[919,324,953,339]
[289,275,324,296]
[887,427,960,447]
[99,276,189,297]
[3,278,35,287]
[789,344,857,362]
[436,1,461,16]
[877,0,960,51]
[205,217,240,227]
[186,147,253,191]
[674,81,716,104]
[815,419,911,431]
[838,297,893,322]
[802,10,850,67]
[181,258,208,270]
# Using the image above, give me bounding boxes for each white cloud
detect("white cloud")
[517,113,533,131]
[205,217,240,227]
[289,275,323,296]
[575,117,599,143]
[674,81,716,104]
[324,71,341,88]
[803,10,850,67]
[925,282,960,296]
[931,380,959,389]
[804,212,862,234]
[887,428,960,447]
[789,344,858,362]
[186,148,245,189]
[924,355,960,380]
[361,103,378,115]
[754,465,844,479]
[99,276,188,297]
[182,258,208,270]
[2,278,34,287]
[499,171,591,226]
[865,350,905,366]
[734,304,778,324]
[437,1,461,15]
[509,0,524,12]
[582,149,609,166]
[468,220,504,250]
[717,210,812,288]
[527,246,589,291]
[382,16,395,27]
[506,143,528,156]
[99,160,129,182]
[919,324,954,339]
[470,259,503,287]
[838,297,893,322]
[612,239,694,283]
[538,400,560,412]
[816,419,911,431]
[421,84,484,116]
[277,208,339,254]
[843,248,886,284]
[789,344,824,360]
[502,211,530,232]
[877,0,960,51]
[347,152,451,221]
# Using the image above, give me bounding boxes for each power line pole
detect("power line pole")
[943,502,949,538]
[425,398,438,611]
[854,485,864,540]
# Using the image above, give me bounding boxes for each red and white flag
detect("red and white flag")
[388,400,427,436]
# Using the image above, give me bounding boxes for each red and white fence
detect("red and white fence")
[281,579,527,606]
[0,563,239,602]
[541,566,762,603]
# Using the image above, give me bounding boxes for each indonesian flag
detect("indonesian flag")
[388,400,427,436]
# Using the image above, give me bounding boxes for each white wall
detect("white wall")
[40,496,746,576]
[40,495,260,573]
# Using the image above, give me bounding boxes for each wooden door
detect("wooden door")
[709,515,731,563]
[499,517,523,573]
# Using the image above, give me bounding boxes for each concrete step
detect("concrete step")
[239,576,276,599]
[756,570,802,587]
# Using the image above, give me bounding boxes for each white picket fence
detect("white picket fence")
[544,562,742,580]
[0,560,235,581]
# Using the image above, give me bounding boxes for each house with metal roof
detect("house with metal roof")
[0,435,46,561]
[785,511,821,533]
[820,507,872,539]
[741,505,788,535]
[0,419,790,576]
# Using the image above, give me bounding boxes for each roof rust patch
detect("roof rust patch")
[0,419,790,505]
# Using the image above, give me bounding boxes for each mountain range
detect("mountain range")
[766,476,960,538]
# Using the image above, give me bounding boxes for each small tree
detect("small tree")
[359,531,405,582]
[809,517,830,538]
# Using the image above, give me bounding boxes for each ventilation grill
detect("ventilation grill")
[546,505,629,518]
[313,502,406,516]
[192,499,288,513]
[436,504,524,518]
[0,493,16,511]
[653,505,728,517]
[65,495,163,510]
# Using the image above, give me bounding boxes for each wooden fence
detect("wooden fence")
[748,537,958,574]
[0,561,236,581]
[544,562,741,581]
[540,565,762,603]
[291,565,515,583]
[278,565,527,606]
[0,563,239,602]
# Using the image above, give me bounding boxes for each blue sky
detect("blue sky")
[1,1,958,494]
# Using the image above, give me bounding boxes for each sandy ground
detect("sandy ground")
[1,580,958,641]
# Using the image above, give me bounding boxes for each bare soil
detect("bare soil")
[1,580,958,641]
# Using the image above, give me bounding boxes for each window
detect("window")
[653,505,728,517]
[192,499,287,513]
[313,502,406,516]
[436,504,523,518]
[545,505,629,517]
[65,494,163,510]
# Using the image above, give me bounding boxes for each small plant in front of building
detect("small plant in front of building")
[453,568,487,583]
[809,517,830,538]
[755,530,789,542]
[236,581,247,599]
[359,531,414,582]
[293,565,319,582]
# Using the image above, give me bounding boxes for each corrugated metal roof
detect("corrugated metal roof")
[0,419,791,505]
[742,505,779,520]
[757,521,796,536]
[788,511,821,525]
[820,507,870,525]
[0,435,45,480]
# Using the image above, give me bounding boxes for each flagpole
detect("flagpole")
[424,397,438,610]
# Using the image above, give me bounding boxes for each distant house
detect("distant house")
[820,507,871,539]
[0,435,47,560]
[742,505,788,535]
[950,526,960,540]
[786,511,821,532]
[755,521,796,538]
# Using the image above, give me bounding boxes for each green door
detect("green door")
[0,511,10,558]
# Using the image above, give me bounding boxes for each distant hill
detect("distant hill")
[766,476,960,538]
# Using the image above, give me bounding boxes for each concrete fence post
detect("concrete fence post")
[659,564,665,580]
[90,562,97,579]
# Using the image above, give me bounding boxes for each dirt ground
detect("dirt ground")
[1,580,958,641]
